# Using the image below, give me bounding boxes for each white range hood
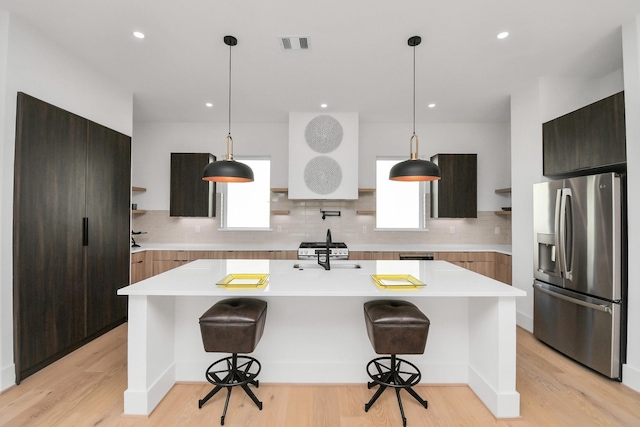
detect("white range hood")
[288,112,359,199]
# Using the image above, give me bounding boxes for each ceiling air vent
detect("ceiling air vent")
[280,36,309,50]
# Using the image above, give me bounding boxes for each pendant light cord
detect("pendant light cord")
[412,42,416,135]
[228,41,232,136]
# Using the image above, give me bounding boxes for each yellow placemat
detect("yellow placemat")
[216,274,269,289]
[371,274,425,290]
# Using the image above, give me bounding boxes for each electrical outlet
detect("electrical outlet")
[277,225,282,233]
[450,226,455,234]
[195,225,200,233]
[362,226,367,234]
[494,227,500,234]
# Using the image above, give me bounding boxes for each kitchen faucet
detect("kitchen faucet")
[317,229,332,270]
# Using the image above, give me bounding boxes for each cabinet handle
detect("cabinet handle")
[133,260,143,264]
[83,217,89,246]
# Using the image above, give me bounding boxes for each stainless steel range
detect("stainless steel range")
[298,241,349,260]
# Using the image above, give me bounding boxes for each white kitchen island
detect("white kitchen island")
[117,259,526,418]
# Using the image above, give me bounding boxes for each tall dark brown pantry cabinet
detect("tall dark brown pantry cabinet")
[13,93,131,382]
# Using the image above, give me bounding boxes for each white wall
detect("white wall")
[0,12,133,391]
[132,121,511,212]
[622,16,640,392]
[0,10,12,392]
[540,70,625,122]
[510,81,542,331]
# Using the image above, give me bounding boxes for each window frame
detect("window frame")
[375,157,429,231]
[220,156,271,230]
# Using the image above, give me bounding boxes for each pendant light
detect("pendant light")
[203,35,254,182]
[389,36,441,182]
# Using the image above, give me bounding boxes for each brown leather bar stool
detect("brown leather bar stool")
[363,299,430,427]
[198,298,268,425]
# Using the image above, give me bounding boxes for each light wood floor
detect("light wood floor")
[1,325,640,427]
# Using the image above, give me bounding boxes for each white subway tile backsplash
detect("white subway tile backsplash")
[132,199,511,247]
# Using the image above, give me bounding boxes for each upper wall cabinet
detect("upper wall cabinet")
[543,91,626,177]
[430,154,477,218]
[170,153,216,217]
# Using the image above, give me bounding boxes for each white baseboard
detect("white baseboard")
[123,363,175,415]
[516,310,533,332]
[468,366,520,418]
[1,363,15,392]
[623,363,640,393]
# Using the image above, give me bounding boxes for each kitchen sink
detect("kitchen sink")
[293,263,361,270]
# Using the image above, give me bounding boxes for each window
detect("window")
[222,158,271,229]
[375,158,427,229]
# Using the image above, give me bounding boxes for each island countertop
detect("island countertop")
[118,259,524,298]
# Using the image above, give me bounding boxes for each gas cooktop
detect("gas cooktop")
[298,241,349,259]
[299,242,348,249]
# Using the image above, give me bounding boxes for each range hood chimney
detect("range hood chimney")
[288,112,359,200]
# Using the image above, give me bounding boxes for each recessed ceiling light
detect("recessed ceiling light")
[133,31,145,39]
[428,103,436,108]
[320,103,328,108]
[205,102,213,108]
[497,32,509,39]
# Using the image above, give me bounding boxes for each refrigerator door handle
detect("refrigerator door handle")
[533,282,611,314]
[554,189,564,278]
[559,188,573,281]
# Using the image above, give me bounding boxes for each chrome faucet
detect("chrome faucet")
[317,229,332,270]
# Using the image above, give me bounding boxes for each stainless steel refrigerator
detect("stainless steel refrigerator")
[533,172,626,380]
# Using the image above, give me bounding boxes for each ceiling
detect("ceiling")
[1,0,639,125]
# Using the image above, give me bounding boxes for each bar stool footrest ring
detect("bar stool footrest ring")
[205,355,261,387]
[366,356,421,388]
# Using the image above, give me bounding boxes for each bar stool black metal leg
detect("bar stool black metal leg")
[199,384,223,408]
[405,386,428,408]
[395,387,407,427]
[364,383,388,411]
[220,386,233,425]
[241,383,263,409]
[199,370,232,408]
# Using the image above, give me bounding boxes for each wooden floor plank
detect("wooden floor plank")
[1,324,640,427]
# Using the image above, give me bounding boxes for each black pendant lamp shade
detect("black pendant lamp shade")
[389,135,441,181]
[202,136,254,182]
[389,36,441,182]
[203,35,254,183]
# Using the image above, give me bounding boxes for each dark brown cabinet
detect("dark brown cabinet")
[430,154,477,218]
[84,121,131,336]
[543,91,626,177]
[170,153,216,217]
[13,93,131,382]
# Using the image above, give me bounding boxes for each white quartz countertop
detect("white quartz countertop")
[131,243,512,255]
[118,259,525,298]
